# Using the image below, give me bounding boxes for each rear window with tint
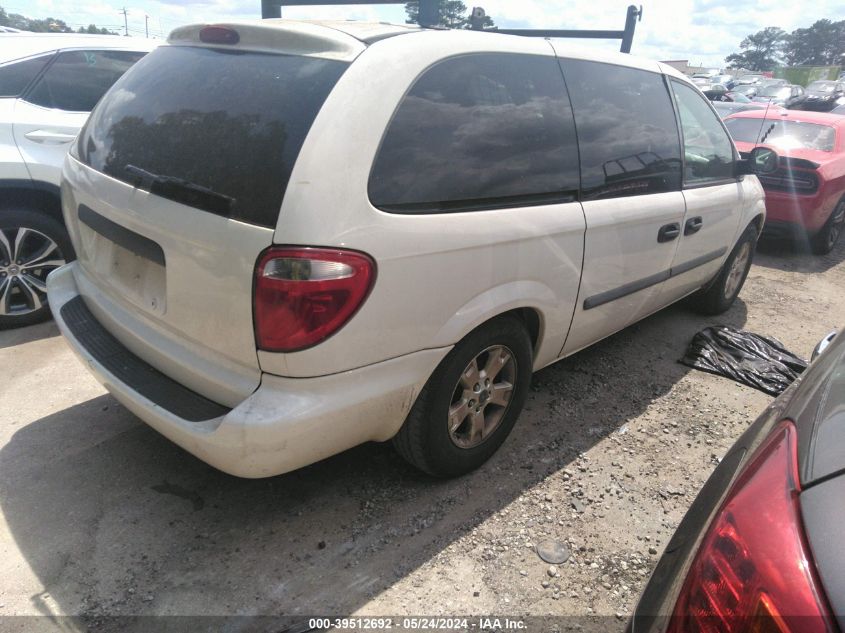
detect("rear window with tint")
[724,118,836,152]
[0,53,53,97]
[27,50,145,112]
[369,53,580,213]
[78,46,348,228]
[560,59,682,200]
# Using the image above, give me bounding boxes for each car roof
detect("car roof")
[0,33,158,64]
[283,19,421,43]
[169,19,672,74]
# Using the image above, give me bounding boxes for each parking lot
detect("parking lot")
[0,236,841,629]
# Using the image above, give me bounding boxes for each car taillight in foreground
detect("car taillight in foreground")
[669,421,835,633]
[254,247,375,353]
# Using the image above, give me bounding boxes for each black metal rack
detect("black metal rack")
[259,1,643,53]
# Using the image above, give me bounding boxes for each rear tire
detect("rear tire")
[689,225,757,316]
[810,199,845,255]
[393,316,532,477]
[0,208,73,330]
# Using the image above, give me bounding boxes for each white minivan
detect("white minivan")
[48,20,775,478]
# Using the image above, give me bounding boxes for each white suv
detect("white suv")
[48,20,775,478]
[0,34,156,328]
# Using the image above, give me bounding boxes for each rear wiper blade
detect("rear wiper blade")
[125,164,235,218]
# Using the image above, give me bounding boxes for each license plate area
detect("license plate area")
[77,205,166,316]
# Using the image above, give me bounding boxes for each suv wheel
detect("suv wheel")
[0,209,72,329]
[689,224,757,316]
[393,315,532,477]
[811,199,845,255]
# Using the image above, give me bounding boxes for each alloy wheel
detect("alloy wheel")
[826,202,845,251]
[447,345,517,449]
[724,241,751,300]
[0,227,66,316]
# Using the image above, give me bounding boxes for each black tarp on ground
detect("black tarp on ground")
[680,325,808,396]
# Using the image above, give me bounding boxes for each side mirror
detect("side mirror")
[749,146,779,174]
[811,330,837,362]
[736,146,779,176]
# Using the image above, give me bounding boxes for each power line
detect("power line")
[119,6,128,36]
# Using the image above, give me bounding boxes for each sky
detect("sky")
[4,0,844,68]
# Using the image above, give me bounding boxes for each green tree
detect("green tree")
[0,5,114,33]
[725,26,788,71]
[77,24,116,34]
[783,19,845,66]
[26,17,73,32]
[404,1,494,29]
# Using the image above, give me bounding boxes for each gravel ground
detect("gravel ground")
[0,236,843,631]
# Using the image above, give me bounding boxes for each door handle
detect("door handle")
[658,222,681,243]
[685,216,704,235]
[24,129,77,144]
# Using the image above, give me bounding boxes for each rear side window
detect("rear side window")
[26,50,145,111]
[369,53,580,213]
[560,59,682,201]
[670,80,736,184]
[78,46,348,228]
[0,54,53,97]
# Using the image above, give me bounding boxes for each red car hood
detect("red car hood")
[733,140,836,167]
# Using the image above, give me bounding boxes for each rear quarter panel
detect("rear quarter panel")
[262,32,587,378]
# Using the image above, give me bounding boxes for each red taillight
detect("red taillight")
[669,421,834,633]
[199,25,239,45]
[253,247,375,353]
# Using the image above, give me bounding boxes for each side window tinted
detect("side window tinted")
[26,50,145,112]
[0,54,53,97]
[560,59,682,201]
[670,80,736,184]
[369,53,579,213]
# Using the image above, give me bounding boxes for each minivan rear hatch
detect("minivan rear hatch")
[63,24,353,405]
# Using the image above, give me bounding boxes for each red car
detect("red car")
[724,110,845,254]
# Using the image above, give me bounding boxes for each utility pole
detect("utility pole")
[120,7,128,36]
[145,14,149,37]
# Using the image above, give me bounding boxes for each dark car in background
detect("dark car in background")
[759,77,788,88]
[753,84,807,109]
[735,73,764,86]
[712,101,767,119]
[628,329,844,633]
[725,109,845,254]
[733,84,759,98]
[803,80,845,112]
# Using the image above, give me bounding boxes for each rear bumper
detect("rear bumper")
[48,263,450,478]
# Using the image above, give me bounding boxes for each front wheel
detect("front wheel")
[392,316,533,477]
[0,209,73,329]
[810,199,845,255]
[689,225,757,316]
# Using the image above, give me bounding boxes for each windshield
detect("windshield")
[77,46,348,228]
[724,118,835,152]
[808,81,835,93]
[759,86,790,98]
